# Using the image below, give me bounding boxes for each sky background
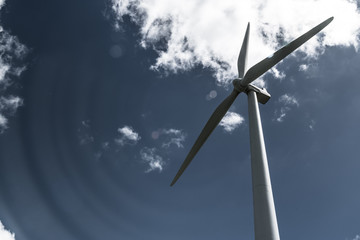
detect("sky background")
[0,0,360,239]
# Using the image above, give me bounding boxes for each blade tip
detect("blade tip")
[170,177,178,187]
[246,22,250,31]
[326,16,334,23]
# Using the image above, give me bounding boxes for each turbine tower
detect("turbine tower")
[170,17,334,240]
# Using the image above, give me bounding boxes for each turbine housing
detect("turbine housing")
[232,78,271,104]
[246,84,271,104]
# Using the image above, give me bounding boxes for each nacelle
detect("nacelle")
[246,84,271,104]
[232,79,271,104]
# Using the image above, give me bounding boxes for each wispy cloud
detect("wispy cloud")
[78,122,142,148]
[0,31,28,86]
[0,95,23,132]
[139,128,186,172]
[0,96,23,113]
[77,121,184,173]
[140,147,164,173]
[299,64,309,72]
[150,128,186,148]
[0,114,7,130]
[0,221,15,240]
[0,1,28,133]
[111,0,360,86]
[309,119,316,130]
[161,128,186,148]
[77,120,94,145]
[219,111,244,133]
[275,94,299,122]
[0,95,24,133]
[352,235,360,240]
[279,94,299,107]
[275,108,287,123]
[115,125,141,146]
[270,68,285,80]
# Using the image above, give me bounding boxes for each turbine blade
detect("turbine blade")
[241,16,334,86]
[170,89,240,186]
[238,22,250,78]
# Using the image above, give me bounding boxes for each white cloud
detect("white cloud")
[111,0,360,86]
[252,78,266,88]
[299,64,309,72]
[275,94,299,122]
[140,147,164,172]
[0,113,7,132]
[142,128,186,173]
[0,31,28,86]
[0,1,28,134]
[309,119,316,130]
[0,221,15,240]
[0,96,23,132]
[161,128,186,148]
[0,96,23,113]
[270,68,285,80]
[352,235,360,240]
[102,141,110,150]
[77,120,94,145]
[79,134,94,145]
[275,107,288,122]
[81,120,91,128]
[278,94,299,107]
[150,128,186,148]
[115,125,141,146]
[219,111,244,133]
[0,64,10,82]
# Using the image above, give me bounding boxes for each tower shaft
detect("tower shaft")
[247,90,280,240]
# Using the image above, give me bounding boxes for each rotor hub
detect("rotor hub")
[232,78,247,92]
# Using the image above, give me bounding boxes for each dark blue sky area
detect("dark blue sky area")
[0,1,359,240]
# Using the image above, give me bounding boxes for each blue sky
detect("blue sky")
[0,0,360,239]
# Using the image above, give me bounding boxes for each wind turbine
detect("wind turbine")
[170,17,334,240]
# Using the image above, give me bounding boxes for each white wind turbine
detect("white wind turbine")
[170,17,333,240]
